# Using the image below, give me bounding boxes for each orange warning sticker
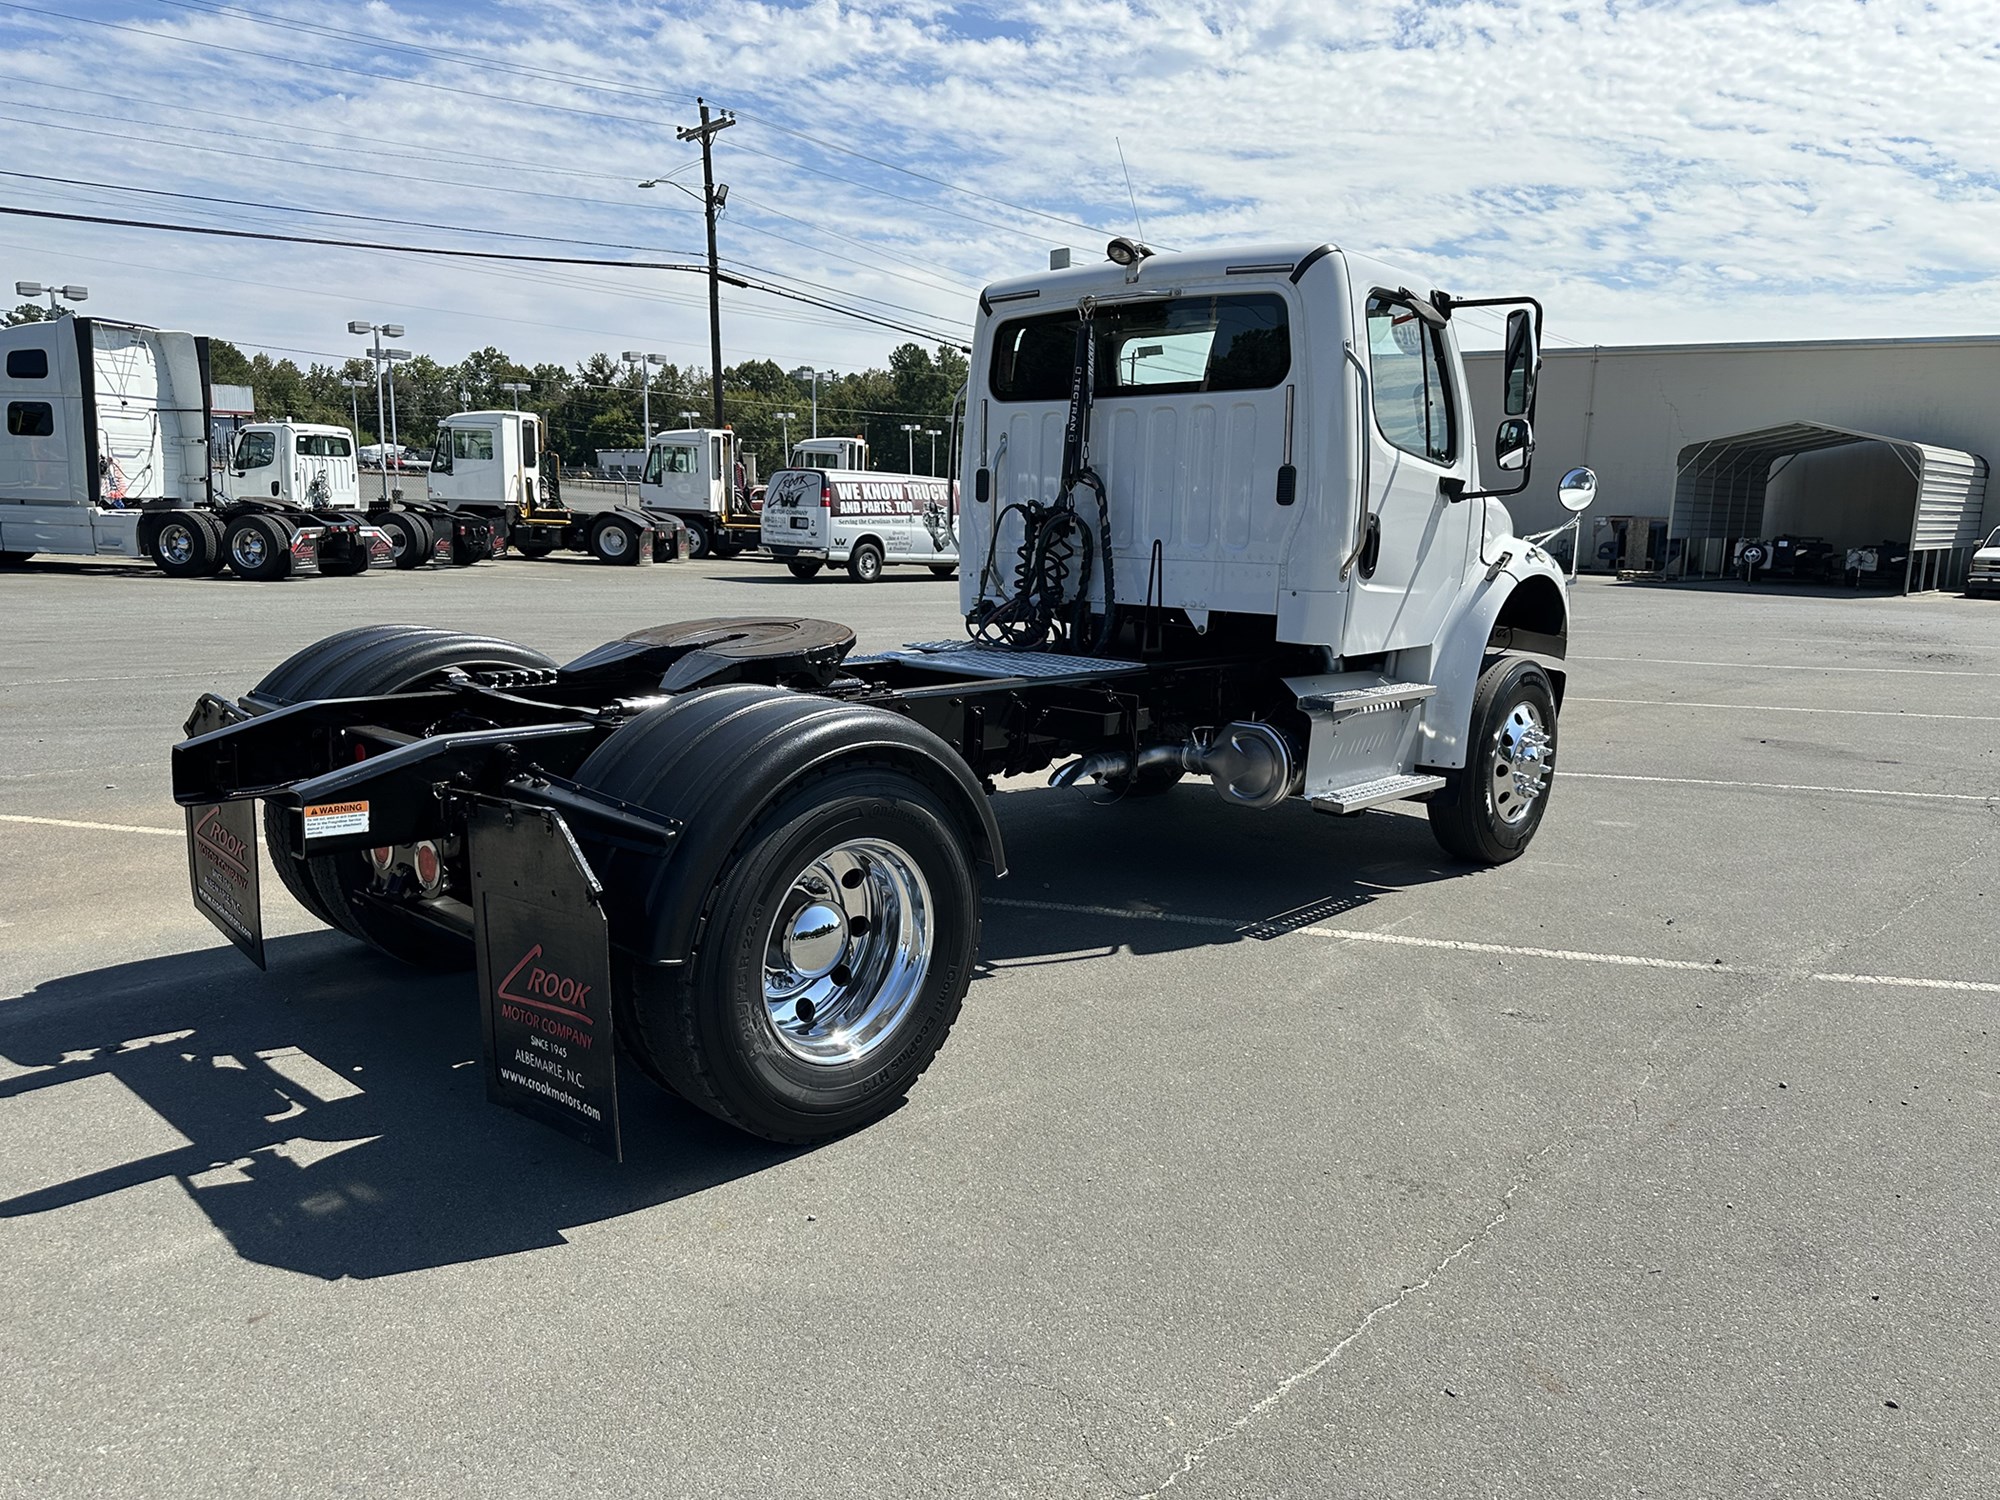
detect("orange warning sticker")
[302,800,370,839]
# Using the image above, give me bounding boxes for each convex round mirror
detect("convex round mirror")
[1494,417,1534,472]
[1558,466,1598,512]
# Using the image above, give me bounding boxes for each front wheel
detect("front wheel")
[616,766,979,1143]
[1428,656,1559,865]
[681,517,711,559]
[787,558,824,580]
[847,541,884,583]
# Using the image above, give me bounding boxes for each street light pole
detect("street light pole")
[499,381,531,411]
[348,318,405,501]
[14,281,87,316]
[680,409,700,429]
[774,410,797,457]
[925,428,943,475]
[901,423,921,474]
[675,98,736,430]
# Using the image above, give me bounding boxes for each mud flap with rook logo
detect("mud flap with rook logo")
[186,800,265,969]
[468,802,621,1160]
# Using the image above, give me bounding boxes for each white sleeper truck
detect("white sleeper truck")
[637,425,759,558]
[431,409,682,565]
[0,316,395,578]
[171,236,1595,1159]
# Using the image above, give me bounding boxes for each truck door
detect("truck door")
[520,417,540,508]
[1340,283,1475,656]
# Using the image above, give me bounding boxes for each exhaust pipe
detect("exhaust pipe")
[1051,722,1299,810]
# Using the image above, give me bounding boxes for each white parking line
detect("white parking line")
[1571,654,2000,678]
[985,897,1999,993]
[0,814,183,837]
[1572,696,2000,723]
[1561,772,1997,803]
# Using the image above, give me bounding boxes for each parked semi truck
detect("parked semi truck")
[173,236,1596,1157]
[0,316,406,578]
[430,409,683,565]
[636,424,762,558]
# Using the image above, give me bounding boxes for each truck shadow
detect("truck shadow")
[0,789,1466,1283]
[976,783,1470,967]
[0,934,796,1282]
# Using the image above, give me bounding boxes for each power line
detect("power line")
[0,203,971,344]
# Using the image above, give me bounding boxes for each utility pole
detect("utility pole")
[676,98,735,429]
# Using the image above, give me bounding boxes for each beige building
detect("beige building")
[1466,334,1999,588]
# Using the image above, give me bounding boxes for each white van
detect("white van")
[760,467,958,581]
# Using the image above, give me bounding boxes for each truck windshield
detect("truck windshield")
[649,444,695,477]
[990,292,1291,401]
[235,430,276,468]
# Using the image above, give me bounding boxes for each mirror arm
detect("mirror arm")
[1451,467,1534,503]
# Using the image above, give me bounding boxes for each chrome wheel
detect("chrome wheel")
[159,522,197,565]
[232,528,269,569]
[761,837,932,1067]
[1491,700,1553,826]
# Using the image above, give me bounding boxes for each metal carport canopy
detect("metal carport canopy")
[1670,420,1989,550]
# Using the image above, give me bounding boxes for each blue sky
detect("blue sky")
[0,0,1993,374]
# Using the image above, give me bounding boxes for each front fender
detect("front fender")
[1405,554,1570,770]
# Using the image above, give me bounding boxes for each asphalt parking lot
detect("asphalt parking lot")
[2,554,1996,1498]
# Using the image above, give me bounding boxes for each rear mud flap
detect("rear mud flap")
[186,800,265,969]
[467,802,622,1160]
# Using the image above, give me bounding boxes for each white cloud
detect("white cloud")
[0,0,1993,372]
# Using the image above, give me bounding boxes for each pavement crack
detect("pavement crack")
[1131,1144,1556,1499]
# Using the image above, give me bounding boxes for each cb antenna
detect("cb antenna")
[1115,136,1146,245]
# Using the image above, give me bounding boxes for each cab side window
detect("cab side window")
[6,401,53,436]
[6,349,49,380]
[234,430,276,468]
[1364,293,1455,466]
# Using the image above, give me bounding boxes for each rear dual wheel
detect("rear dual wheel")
[587,514,644,565]
[373,509,434,569]
[148,512,225,577]
[252,627,559,964]
[224,513,294,580]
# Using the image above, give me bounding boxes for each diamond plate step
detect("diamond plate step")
[1296,681,1436,716]
[1310,772,1447,815]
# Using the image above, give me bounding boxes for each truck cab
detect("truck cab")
[638,426,757,558]
[428,410,544,511]
[789,436,869,471]
[217,421,361,511]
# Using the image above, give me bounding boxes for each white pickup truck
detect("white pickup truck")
[1967,526,2000,597]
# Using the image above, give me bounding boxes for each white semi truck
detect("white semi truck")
[0,316,403,578]
[636,424,761,558]
[173,235,1596,1156]
[430,409,684,565]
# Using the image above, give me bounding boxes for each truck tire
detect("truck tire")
[929,564,957,580]
[317,541,371,577]
[192,513,229,575]
[587,514,643,565]
[847,541,884,583]
[374,509,433,569]
[576,688,988,1144]
[148,512,217,577]
[449,521,490,566]
[584,749,979,1143]
[1427,656,1559,865]
[681,517,711,559]
[250,627,559,959]
[223,513,294,580]
[787,558,824,580]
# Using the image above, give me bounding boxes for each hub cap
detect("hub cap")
[762,838,931,1067]
[599,525,630,558]
[160,523,196,565]
[232,528,268,568]
[1491,701,1553,826]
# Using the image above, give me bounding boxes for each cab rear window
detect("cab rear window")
[990,293,1290,401]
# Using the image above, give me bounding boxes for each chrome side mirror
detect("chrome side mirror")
[1558,466,1598,513]
[1494,417,1534,472]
